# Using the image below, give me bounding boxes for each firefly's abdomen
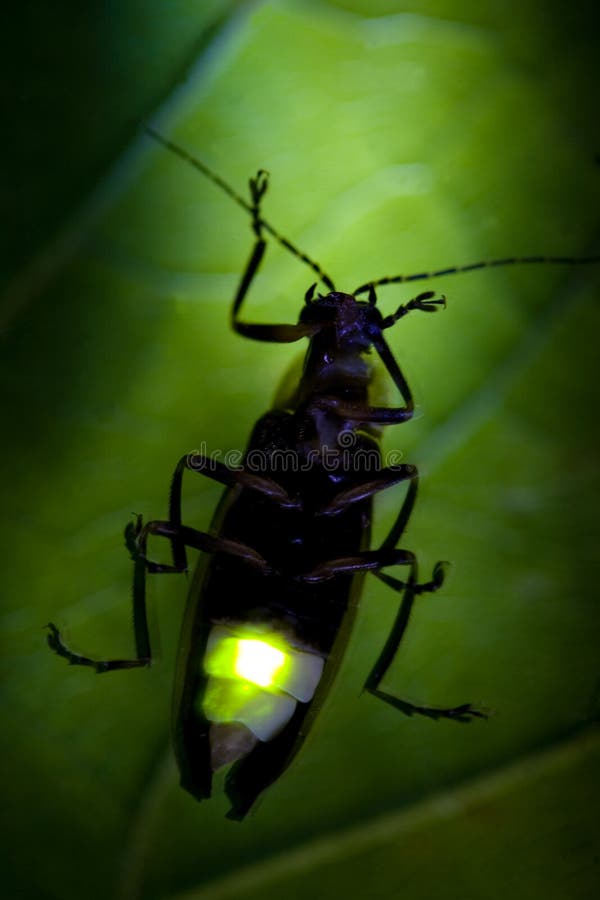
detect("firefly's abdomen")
[200,624,325,770]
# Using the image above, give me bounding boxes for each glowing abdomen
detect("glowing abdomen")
[199,624,325,770]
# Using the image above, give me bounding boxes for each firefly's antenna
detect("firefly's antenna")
[145,126,335,292]
[354,254,600,295]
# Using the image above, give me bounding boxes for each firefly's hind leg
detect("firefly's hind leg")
[45,516,156,673]
[363,581,485,722]
[364,476,486,722]
[47,517,271,675]
[46,623,151,673]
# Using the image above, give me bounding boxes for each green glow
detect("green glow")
[234,639,285,687]
[204,625,325,700]
[202,677,296,741]
[204,629,290,690]
[204,678,255,721]
[202,626,326,741]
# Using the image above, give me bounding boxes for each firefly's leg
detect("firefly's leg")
[304,477,485,721]
[231,171,320,344]
[47,520,270,674]
[316,290,445,426]
[167,450,298,573]
[366,476,485,722]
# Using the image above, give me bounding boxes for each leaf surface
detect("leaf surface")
[1,3,599,899]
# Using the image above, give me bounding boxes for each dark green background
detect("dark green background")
[1,2,599,898]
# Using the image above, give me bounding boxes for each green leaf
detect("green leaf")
[168,730,600,900]
[1,3,599,899]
